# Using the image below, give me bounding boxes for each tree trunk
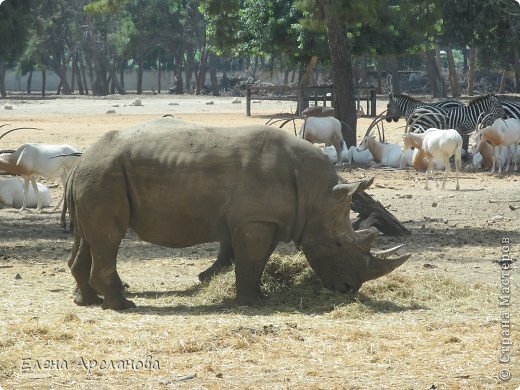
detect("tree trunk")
[185,44,195,92]
[41,68,46,97]
[73,55,85,95]
[320,0,357,147]
[352,191,410,236]
[157,60,162,94]
[0,61,6,98]
[109,61,126,94]
[269,56,275,81]
[499,69,508,93]
[86,15,107,96]
[80,55,89,95]
[446,44,460,97]
[462,46,468,72]
[119,61,125,90]
[26,69,33,94]
[467,47,476,96]
[434,43,442,73]
[385,54,401,95]
[71,59,75,94]
[422,49,444,97]
[291,68,296,84]
[196,46,208,95]
[251,56,259,80]
[514,47,520,93]
[53,62,71,95]
[283,67,290,85]
[209,52,219,96]
[173,47,184,94]
[137,61,144,94]
[297,55,318,116]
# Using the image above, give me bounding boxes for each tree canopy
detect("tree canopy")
[1,0,520,99]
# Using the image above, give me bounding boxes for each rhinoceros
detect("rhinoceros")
[64,117,409,310]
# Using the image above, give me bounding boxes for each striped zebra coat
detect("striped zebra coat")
[444,94,505,136]
[386,94,464,123]
[406,95,505,151]
[500,100,520,119]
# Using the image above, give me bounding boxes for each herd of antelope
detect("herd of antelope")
[1,93,519,211]
[300,93,520,191]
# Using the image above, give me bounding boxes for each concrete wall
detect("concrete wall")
[4,68,181,93]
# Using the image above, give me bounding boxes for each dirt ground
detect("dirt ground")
[0,94,518,389]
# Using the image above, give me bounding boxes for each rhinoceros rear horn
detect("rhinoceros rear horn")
[333,177,374,200]
[364,253,411,282]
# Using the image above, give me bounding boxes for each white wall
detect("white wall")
[4,68,181,93]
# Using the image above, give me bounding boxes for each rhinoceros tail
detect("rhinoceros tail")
[61,163,78,232]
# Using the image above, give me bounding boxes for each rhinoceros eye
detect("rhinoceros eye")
[335,240,343,247]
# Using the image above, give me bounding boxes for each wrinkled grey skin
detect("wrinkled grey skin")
[64,118,409,310]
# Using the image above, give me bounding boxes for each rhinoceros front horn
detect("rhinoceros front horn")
[364,253,411,282]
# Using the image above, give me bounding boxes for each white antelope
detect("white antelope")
[357,113,404,168]
[0,143,81,211]
[299,116,346,160]
[402,128,462,190]
[472,116,520,173]
[0,177,52,209]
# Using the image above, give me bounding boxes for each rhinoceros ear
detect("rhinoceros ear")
[332,177,374,200]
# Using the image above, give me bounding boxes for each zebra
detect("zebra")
[500,100,520,119]
[445,94,505,136]
[386,93,464,123]
[408,94,505,158]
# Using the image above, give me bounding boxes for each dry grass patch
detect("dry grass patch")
[194,252,495,318]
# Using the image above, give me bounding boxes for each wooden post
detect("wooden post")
[246,85,251,116]
[370,89,377,117]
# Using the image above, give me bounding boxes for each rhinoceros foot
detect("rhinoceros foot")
[73,287,102,306]
[198,264,233,282]
[235,290,266,306]
[199,243,235,282]
[101,295,136,310]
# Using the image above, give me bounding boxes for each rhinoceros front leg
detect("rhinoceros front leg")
[198,240,235,282]
[68,238,103,306]
[233,222,277,305]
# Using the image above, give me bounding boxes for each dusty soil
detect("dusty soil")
[0,94,518,389]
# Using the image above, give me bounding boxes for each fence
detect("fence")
[245,84,377,116]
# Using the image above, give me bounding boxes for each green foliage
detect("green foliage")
[201,0,326,65]
[440,0,520,69]
[84,0,128,14]
[0,0,32,62]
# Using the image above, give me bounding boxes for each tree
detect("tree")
[317,0,357,146]
[0,0,32,98]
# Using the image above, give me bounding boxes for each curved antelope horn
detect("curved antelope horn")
[48,152,83,159]
[375,119,386,142]
[405,111,448,133]
[363,110,390,140]
[477,112,497,131]
[279,118,295,129]
[364,253,411,282]
[475,111,486,132]
[0,127,43,141]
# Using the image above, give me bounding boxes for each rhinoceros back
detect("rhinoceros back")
[70,118,336,248]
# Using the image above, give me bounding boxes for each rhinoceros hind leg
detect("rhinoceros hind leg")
[233,222,277,305]
[88,239,134,310]
[198,241,235,282]
[69,239,102,306]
